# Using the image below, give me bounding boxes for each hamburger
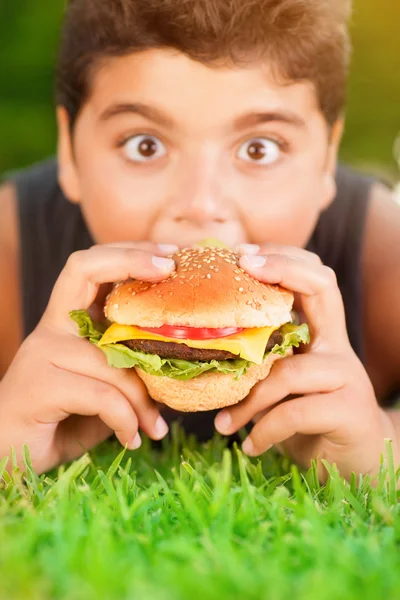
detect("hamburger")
[70,246,309,411]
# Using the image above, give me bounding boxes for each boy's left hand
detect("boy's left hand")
[214,244,399,482]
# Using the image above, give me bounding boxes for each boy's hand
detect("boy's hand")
[215,244,399,482]
[0,242,177,474]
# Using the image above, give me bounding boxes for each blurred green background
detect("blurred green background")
[0,1,399,180]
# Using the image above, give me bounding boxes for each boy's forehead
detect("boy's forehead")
[84,49,322,132]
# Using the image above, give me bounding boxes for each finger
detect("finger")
[43,369,142,451]
[239,254,347,348]
[50,337,169,441]
[215,353,344,434]
[55,414,114,462]
[241,393,343,457]
[43,245,176,328]
[236,243,322,265]
[101,241,179,256]
[88,243,179,321]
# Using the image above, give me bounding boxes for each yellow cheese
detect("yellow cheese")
[99,323,278,365]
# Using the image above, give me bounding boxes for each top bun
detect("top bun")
[105,246,293,328]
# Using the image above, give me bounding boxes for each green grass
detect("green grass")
[1,425,400,600]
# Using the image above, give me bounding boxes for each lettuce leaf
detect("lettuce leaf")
[70,310,309,381]
[270,323,310,356]
[194,238,230,249]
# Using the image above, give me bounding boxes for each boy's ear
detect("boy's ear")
[57,106,81,204]
[321,117,345,210]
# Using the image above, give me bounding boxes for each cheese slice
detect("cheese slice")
[99,324,279,365]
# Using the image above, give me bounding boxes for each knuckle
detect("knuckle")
[280,401,303,430]
[18,329,51,362]
[251,428,265,450]
[123,247,148,266]
[66,250,87,273]
[307,251,322,265]
[321,266,337,288]
[97,383,125,409]
[279,357,299,384]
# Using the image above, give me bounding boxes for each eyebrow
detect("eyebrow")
[99,102,306,131]
[99,102,176,128]
[233,110,306,130]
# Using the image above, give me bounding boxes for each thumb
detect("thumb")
[42,245,176,332]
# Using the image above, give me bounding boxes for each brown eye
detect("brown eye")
[124,135,166,162]
[247,141,266,160]
[138,138,158,157]
[237,137,281,165]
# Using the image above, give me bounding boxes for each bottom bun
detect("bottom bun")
[135,349,291,412]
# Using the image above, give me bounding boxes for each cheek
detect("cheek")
[240,169,327,247]
[75,150,166,244]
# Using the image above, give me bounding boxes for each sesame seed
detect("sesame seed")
[207,274,211,279]
[197,265,202,269]
[239,287,244,292]
[114,303,119,309]
[235,276,241,281]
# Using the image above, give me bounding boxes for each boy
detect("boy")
[0,0,400,481]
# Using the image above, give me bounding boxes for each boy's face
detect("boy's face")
[58,49,342,249]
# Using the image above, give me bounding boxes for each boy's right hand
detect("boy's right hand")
[0,242,177,474]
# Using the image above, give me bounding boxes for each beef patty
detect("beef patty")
[123,329,283,361]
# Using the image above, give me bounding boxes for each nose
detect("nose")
[169,153,233,226]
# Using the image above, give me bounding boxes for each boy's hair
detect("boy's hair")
[56,0,352,129]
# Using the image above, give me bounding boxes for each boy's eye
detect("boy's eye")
[237,137,281,165]
[123,135,166,162]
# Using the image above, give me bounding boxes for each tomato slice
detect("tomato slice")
[137,324,243,340]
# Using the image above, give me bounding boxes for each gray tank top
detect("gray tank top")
[10,158,377,438]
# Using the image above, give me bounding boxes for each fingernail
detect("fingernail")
[157,244,179,255]
[152,256,175,270]
[215,410,232,434]
[241,255,267,268]
[130,432,142,450]
[236,244,260,255]
[155,416,169,439]
[242,437,255,455]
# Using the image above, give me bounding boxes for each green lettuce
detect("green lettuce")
[70,310,309,381]
[194,238,230,249]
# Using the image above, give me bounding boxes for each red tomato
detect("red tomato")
[137,325,243,340]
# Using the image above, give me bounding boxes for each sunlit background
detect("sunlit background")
[0,1,399,181]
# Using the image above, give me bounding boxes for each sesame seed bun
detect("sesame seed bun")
[103,246,294,412]
[135,349,291,412]
[105,246,293,328]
